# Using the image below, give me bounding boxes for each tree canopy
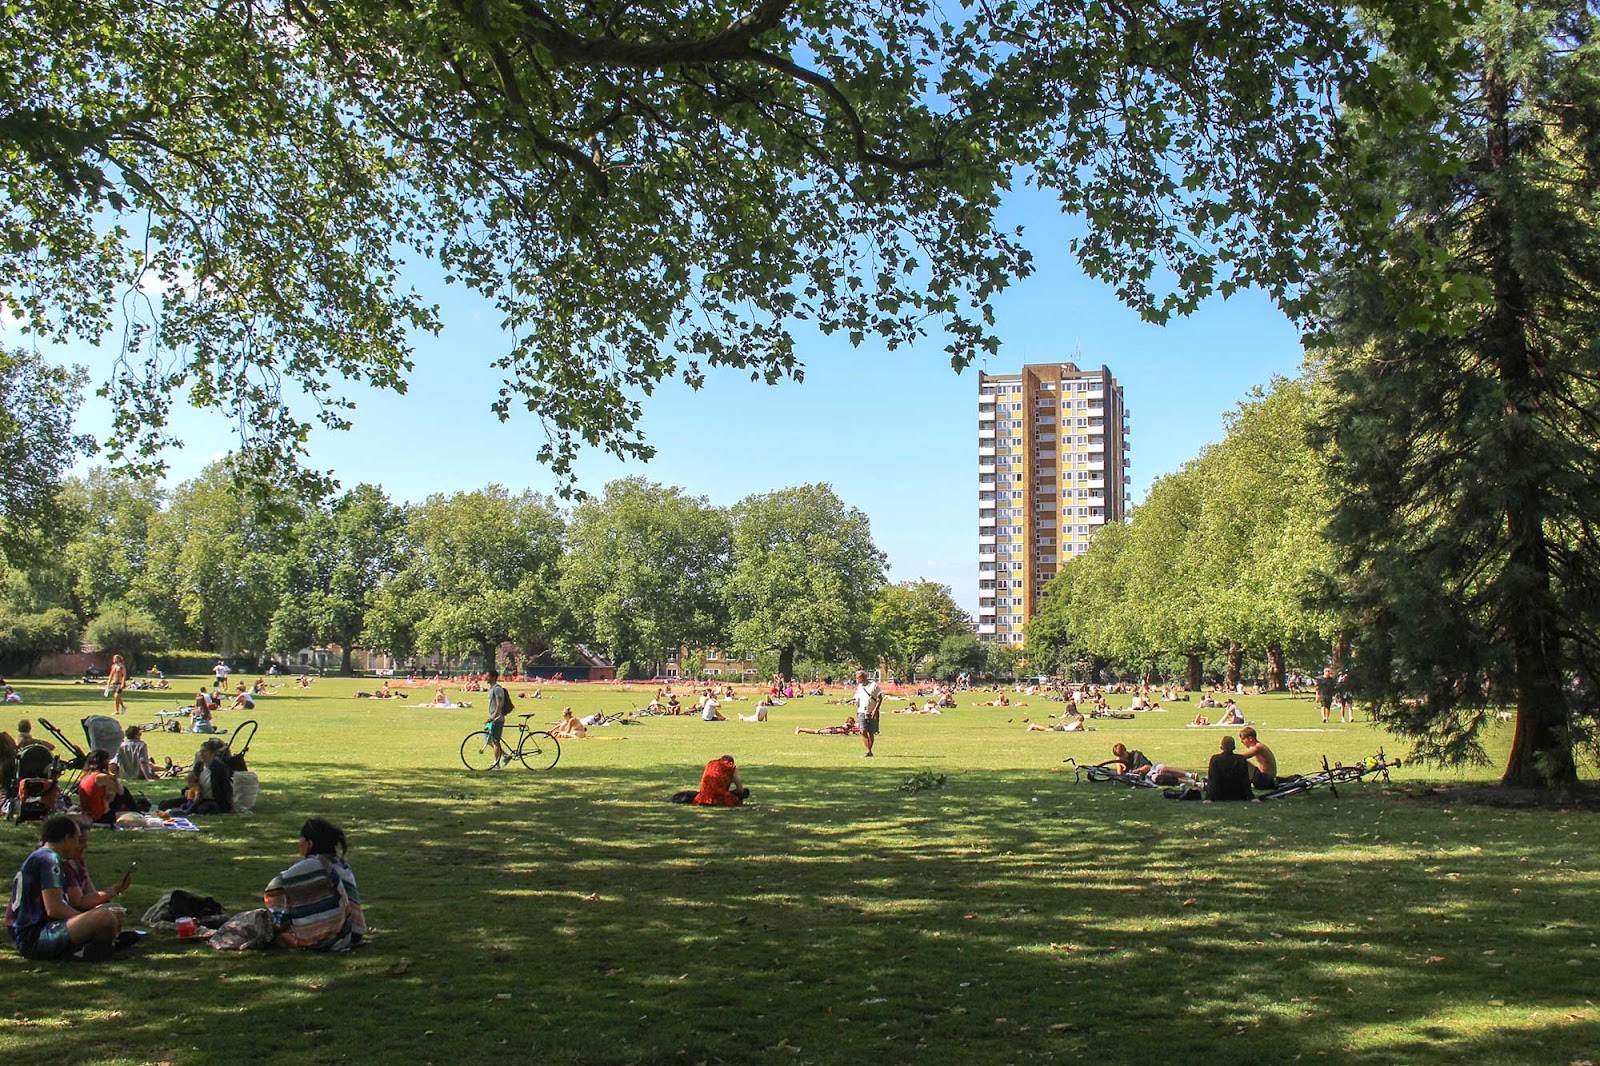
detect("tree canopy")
[2,0,1461,488]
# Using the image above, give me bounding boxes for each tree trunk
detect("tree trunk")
[1185,654,1203,692]
[1332,632,1351,671]
[1482,60,1576,790]
[1266,644,1286,691]
[481,640,497,676]
[340,643,354,677]
[777,646,795,683]
[1224,642,1242,690]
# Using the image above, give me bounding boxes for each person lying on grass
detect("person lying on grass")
[1027,711,1087,732]
[693,755,750,807]
[265,818,366,951]
[1111,743,1152,774]
[795,717,862,735]
[5,814,129,961]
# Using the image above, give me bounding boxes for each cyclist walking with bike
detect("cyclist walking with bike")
[486,669,511,769]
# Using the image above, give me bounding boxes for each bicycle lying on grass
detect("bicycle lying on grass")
[1063,758,1198,789]
[460,714,561,771]
[1258,749,1402,800]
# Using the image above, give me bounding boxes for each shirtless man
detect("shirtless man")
[1236,726,1278,791]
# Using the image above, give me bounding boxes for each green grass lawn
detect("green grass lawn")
[3,676,1597,1065]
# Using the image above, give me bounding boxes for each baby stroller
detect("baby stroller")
[6,743,62,823]
[221,720,257,771]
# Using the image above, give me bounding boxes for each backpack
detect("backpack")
[497,686,514,716]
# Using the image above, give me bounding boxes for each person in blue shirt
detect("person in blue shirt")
[5,815,126,960]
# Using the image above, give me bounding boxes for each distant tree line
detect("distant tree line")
[0,470,974,684]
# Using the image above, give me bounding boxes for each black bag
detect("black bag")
[669,790,697,804]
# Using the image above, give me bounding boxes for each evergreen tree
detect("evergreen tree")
[1314,1,1600,788]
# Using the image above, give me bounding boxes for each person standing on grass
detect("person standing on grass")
[1315,668,1336,724]
[108,654,127,716]
[485,669,510,768]
[854,669,882,758]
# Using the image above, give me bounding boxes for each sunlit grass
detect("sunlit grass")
[0,676,1595,1063]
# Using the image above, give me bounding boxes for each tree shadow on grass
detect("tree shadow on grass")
[2,763,1597,1064]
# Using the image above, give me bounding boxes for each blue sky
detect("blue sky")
[34,190,1304,616]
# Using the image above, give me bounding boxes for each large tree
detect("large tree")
[1313,1,1600,788]
[869,580,970,682]
[162,462,301,656]
[2,0,1455,488]
[397,487,565,669]
[0,348,92,566]
[267,484,406,674]
[726,484,884,680]
[561,478,730,677]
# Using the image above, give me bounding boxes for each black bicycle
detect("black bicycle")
[460,714,561,771]
[1258,749,1402,800]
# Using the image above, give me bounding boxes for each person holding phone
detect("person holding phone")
[62,817,134,913]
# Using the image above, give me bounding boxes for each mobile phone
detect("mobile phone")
[126,860,139,876]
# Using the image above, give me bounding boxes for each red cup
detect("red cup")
[176,917,199,938]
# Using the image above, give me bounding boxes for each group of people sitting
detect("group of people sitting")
[5,814,364,961]
[1189,699,1246,727]
[1098,728,1280,802]
[75,733,238,822]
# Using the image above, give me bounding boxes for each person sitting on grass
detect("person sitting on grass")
[795,717,862,736]
[117,726,157,782]
[1203,736,1256,803]
[738,698,771,722]
[76,750,136,826]
[1237,726,1279,791]
[16,718,53,751]
[264,818,366,951]
[230,689,256,712]
[693,755,750,807]
[5,814,127,961]
[1216,699,1244,726]
[61,815,135,916]
[159,739,233,815]
[550,708,587,739]
[700,694,726,721]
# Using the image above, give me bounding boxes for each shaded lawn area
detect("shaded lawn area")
[2,679,1597,1064]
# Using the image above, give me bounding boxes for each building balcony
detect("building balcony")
[977,624,997,635]
[979,445,996,457]
[1087,461,1105,472]
[979,463,996,474]
[1087,514,1106,525]
[1086,477,1104,489]
[978,535,997,545]
[1036,450,1056,462]
[978,429,996,441]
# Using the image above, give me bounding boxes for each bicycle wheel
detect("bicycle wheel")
[460,729,502,771]
[516,730,561,771]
